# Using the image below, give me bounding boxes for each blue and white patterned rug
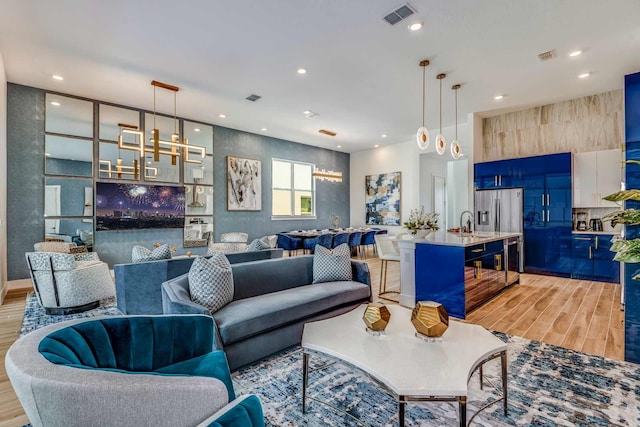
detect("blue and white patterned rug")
[20,294,640,426]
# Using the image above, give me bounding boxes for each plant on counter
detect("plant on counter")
[403,206,440,235]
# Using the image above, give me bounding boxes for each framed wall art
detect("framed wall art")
[227,156,262,211]
[365,171,401,225]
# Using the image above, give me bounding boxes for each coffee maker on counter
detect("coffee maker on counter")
[590,218,603,231]
[576,211,588,231]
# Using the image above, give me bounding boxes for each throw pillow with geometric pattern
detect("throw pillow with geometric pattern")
[312,243,353,284]
[246,238,271,252]
[131,244,172,263]
[188,254,234,314]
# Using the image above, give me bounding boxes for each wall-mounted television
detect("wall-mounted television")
[96,183,185,231]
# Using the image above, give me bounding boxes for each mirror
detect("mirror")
[184,157,213,185]
[45,219,94,249]
[45,135,93,177]
[183,122,213,153]
[185,185,213,216]
[100,105,140,141]
[46,94,93,137]
[98,142,142,180]
[45,177,93,217]
[184,216,213,248]
[144,113,181,183]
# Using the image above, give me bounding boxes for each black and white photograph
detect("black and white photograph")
[227,156,261,211]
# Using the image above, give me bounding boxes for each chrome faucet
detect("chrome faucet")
[459,211,474,236]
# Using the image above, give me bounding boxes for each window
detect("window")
[272,159,315,218]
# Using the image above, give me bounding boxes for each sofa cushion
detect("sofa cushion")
[312,243,352,284]
[189,255,234,314]
[213,281,370,345]
[221,233,248,243]
[260,235,277,248]
[246,239,270,252]
[132,244,172,263]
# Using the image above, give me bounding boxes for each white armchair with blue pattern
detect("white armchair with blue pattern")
[25,252,116,315]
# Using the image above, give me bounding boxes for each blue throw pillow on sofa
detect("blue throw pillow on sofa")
[131,244,172,263]
[312,243,352,284]
[188,254,234,314]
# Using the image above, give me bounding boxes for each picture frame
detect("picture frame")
[365,171,401,226]
[227,156,262,211]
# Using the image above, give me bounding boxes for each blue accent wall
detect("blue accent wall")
[213,126,350,241]
[624,72,640,363]
[6,84,350,277]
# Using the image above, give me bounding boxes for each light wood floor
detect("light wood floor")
[0,250,625,425]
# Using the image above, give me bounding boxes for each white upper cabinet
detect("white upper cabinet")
[573,149,622,208]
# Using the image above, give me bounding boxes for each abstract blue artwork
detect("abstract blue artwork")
[365,171,401,225]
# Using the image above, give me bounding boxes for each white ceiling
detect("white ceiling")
[1,0,639,153]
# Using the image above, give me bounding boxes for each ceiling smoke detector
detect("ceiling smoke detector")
[246,94,261,102]
[319,129,337,137]
[537,50,555,62]
[383,3,416,25]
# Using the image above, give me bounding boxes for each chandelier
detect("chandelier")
[416,59,430,150]
[450,84,463,159]
[435,73,446,155]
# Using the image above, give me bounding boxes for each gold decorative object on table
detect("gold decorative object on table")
[411,301,449,341]
[363,303,391,335]
[186,251,192,257]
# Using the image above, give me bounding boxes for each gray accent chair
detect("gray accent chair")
[114,249,283,315]
[5,315,264,427]
[162,255,372,371]
[25,252,115,314]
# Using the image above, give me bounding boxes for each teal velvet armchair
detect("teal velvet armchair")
[6,315,265,427]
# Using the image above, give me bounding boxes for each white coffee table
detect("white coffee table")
[301,304,508,426]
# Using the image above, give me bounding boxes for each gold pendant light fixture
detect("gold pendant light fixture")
[416,59,430,150]
[450,84,462,159]
[435,73,446,155]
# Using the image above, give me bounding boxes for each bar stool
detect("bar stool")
[374,234,400,300]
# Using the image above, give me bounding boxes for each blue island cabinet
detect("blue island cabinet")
[414,240,506,319]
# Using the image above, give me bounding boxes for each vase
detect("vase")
[414,229,431,238]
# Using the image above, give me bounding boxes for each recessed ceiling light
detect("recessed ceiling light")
[50,101,60,106]
[374,144,380,148]
[408,21,423,31]
[52,75,64,81]
[303,110,311,115]
[578,72,590,79]
[261,128,267,131]
[219,114,226,118]
[569,50,582,57]
[381,134,388,138]
[194,128,200,132]
[494,95,504,100]
[297,68,307,74]
[337,145,342,148]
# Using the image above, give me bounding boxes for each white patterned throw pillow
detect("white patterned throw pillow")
[188,254,234,313]
[131,244,172,263]
[246,238,271,252]
[312,243,353,284]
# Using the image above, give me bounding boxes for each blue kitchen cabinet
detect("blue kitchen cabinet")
[571,233,620,283]
[474,158,522,189]
[522,153,572,276]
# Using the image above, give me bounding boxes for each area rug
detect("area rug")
[19,296,640,426]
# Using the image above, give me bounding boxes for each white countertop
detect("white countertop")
[396,230,522,248]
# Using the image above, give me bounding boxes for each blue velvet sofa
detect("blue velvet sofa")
[5,315,264,427]
[114,249,283,315]
[162,255,372,371]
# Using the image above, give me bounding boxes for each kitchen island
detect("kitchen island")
[397,231,522,319]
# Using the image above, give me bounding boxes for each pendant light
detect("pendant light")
[416,59,430,150]
[450,84,462,159]
[435,73,446,155]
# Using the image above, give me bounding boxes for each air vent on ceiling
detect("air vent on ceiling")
[383,3,416,25]
[537,50,555,62]
[319,129,337,137]
[246,94,261,102]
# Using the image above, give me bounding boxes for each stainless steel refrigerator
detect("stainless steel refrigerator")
[475,188,523,234]
[475,188,524,280]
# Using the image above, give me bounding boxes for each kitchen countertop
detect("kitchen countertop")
[572,230,621,236]
[397,231,522,248]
